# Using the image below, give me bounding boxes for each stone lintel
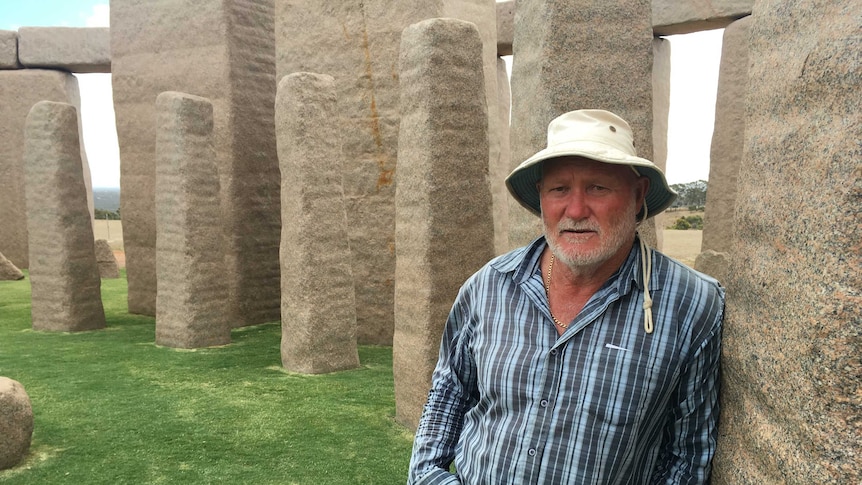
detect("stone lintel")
[495,0,754,56]
[0,30,20,69]
[17,27,110,74]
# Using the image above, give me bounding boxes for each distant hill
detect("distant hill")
[93,188,120,212]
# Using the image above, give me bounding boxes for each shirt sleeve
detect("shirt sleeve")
[652,286,725,485]
[407,288,478,485]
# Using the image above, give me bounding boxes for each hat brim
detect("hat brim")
[504,140,678,218]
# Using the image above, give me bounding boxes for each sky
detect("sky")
[1,1,722,188]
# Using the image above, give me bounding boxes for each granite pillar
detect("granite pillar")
[275,72,360,374]
[111,0,279,325]
[712,2,861,483]
[393,18,495,429]
[154,92,230,349]
[702,17,751,254]
[23,101,105,332]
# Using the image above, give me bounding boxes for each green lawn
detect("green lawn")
[0,272,414,484]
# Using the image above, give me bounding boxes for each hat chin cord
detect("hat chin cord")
[638,202,654,334]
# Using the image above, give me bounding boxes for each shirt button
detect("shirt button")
[540,399,549,407]
[528,448,537,456]
[550,349,558,356]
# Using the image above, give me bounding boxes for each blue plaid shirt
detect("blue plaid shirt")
[408,237,724,484]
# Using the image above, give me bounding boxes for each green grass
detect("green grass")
[0,271,414,484]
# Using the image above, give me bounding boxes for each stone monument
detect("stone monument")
[23,100,105,332]
[0,251,24,281]
[392,18,495,429]
[154,91,231,349]
[94,239,120,279]
[712,1,861,482]
[275,72,360,374]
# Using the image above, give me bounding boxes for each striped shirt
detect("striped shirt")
[408,237,724,484]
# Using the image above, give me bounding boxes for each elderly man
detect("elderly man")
[408,109,724,484]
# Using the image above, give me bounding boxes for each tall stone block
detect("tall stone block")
[0,30,19,69]
[23,101,105,332]
[652,37,671,248]
[712,3,861,483]
[154,92,230,349]
[702,17,750,254]
[508,0,658,250]
[393,18,495,429]
[111,0,280,325]
[0,70,92,269]
[275,0,498,345]
[275,73,359,374]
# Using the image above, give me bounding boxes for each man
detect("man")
[408,109,724,484]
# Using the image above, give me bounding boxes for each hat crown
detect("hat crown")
[546,109,637,157]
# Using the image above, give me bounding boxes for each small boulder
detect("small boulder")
[0,251,24,281]
[0,377,34,470]
[94,239,120,279]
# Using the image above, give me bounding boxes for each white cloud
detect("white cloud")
[85,4,110,27]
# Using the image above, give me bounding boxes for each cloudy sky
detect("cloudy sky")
[1,1,723,188]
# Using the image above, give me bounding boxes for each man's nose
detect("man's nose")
[563,190,590,220]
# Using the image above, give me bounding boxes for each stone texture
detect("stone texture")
[0,69,93,269]
[0,30,20,69]
[494,56,511,255]
[111,0,280,325]
[393,18,495,429]
[275,72,360,374]
[154,92,230,349]
[17,27,110,73]
[275,0,498,345]
[0,251,24,281]
[23,101,105,332]
[712,2,861,483]
[693,249,729,284]
[0,377,33,470]
[652,0,753,35]
[94,239,120,279]
[702,17,750,254]
[508,0,659,249]
[496,0,514,56]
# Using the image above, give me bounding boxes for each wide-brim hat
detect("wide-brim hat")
[505,109,677,218]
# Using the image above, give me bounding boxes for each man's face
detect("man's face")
[539,157,648,272]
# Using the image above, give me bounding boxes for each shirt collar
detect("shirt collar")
[490,234,655,298]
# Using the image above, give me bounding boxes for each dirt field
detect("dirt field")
[93,220,701,272]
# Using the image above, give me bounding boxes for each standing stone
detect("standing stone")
[154,92,230,349]
[0,377,33,470]
[0,70,93,269]
[23,101,105,332]
[275,73,359,374]
[275,0,498,345]
[712,2,861,483]
[94,239,120,279]
[694,249,730,284]
[111,0,280,325]
[702,17,751,254]
[652,37,671,248]
[508,0,658,249]
[393,18,495,429]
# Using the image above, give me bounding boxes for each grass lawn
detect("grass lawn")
[0,271,414,484]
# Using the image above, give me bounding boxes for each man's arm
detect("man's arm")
[652,288,724,484]
[408,296,477,485]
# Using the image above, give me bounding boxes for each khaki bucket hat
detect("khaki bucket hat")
[505,109,677,218]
